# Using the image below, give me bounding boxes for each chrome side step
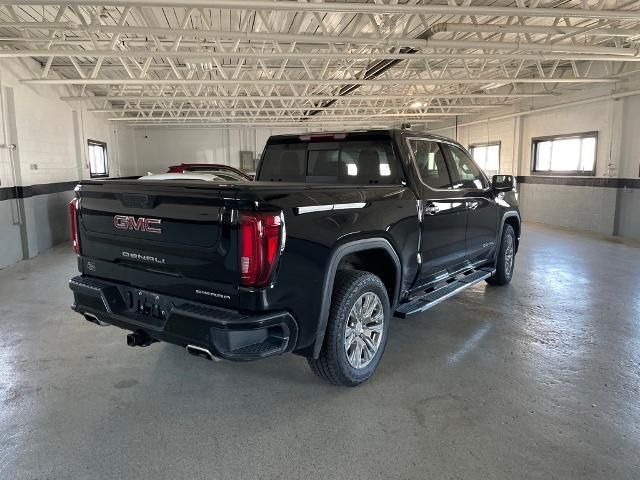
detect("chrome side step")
[394,268,495,319]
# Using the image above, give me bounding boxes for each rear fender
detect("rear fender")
[312,238,401,358]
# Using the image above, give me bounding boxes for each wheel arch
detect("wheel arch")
[491,211,521,263]
[502,211,521,252]
[311,238,401,358]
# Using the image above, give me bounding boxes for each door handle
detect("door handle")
[466,200,480,210]
[424,203,440,215]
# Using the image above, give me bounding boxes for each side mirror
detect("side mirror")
[492,174,517,192]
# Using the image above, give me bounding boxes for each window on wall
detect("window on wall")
[532,132,597,175]
[88,140,108,178]
[469,143,500,176]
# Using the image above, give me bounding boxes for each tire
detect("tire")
[486,224,516,286]
[307,270,391,387]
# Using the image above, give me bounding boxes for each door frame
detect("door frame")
[403,136,471,289]
[439,142,500,263]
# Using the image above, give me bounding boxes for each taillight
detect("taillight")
[239,212,284,287]
[69,197,80,254]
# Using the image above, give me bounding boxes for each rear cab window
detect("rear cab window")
[257,135,403,185]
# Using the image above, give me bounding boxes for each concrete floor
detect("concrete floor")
[0,223,639,479]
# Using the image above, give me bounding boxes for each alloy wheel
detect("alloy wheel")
[344,292,384,369]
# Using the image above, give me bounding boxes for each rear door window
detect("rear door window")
[407,138,452,190]
[258,140,402,185]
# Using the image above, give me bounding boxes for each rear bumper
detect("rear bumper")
[69,275,298,361]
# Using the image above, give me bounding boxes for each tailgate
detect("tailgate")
[76,181,240,306]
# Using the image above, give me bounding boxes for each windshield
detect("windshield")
[257,140,402,185]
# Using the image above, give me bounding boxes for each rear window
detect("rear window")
[258,140,402,185]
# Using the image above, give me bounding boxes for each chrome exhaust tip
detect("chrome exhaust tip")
[83,312,109,326]
[186,344,221,362]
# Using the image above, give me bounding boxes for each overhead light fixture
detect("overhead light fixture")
[409,101,423,108]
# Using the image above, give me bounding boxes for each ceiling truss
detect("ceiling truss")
[0,0,639,128]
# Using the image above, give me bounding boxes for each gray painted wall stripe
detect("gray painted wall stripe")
[0,177,140,202]
[1,175,638,204]
[517,176,640,189]
[0,181,78,201]
[2,175,637,203]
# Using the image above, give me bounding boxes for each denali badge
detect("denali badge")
[114,215,162,234]
[122,251,166,265]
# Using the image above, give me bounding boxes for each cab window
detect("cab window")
[259,140,402,185]
[444,145,489,190]
[407,139,452,190]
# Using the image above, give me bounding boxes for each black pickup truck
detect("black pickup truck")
[68,129,520,386]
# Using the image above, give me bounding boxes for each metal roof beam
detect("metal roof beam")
[4,50,640,63]
[108,112,468,120]
[60,93,553,102]
[1,23,638,56]
[90,105,497,113]
[2,1,640,21]
[26,77,617,86]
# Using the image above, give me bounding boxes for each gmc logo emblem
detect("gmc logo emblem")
[113,215,162,234]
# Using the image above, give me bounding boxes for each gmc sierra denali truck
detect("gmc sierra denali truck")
[68,129,520,386]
